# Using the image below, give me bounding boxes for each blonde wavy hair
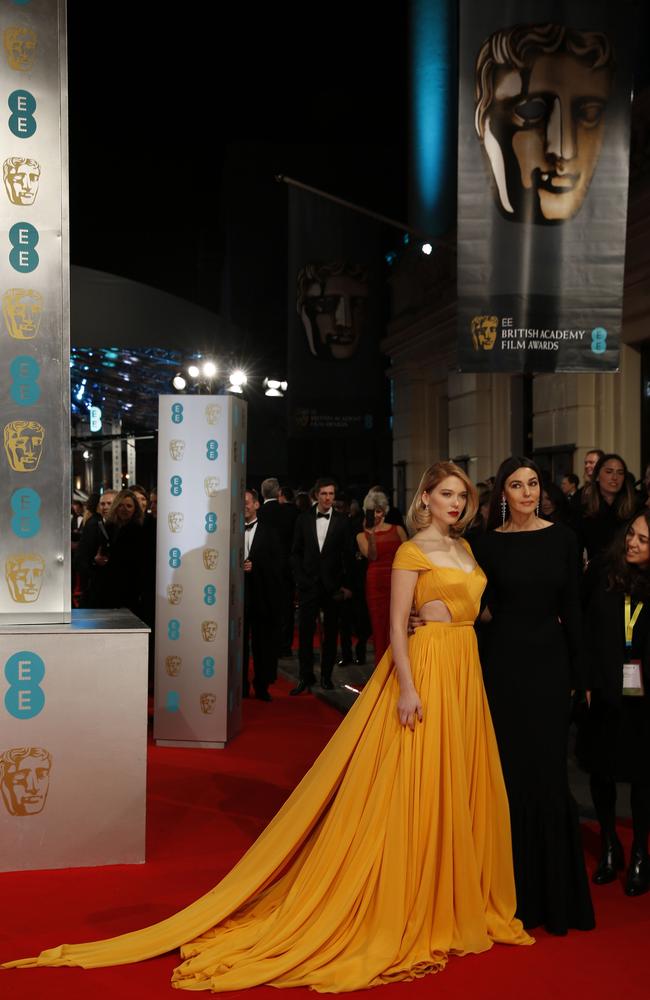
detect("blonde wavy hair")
[406,462,478,537]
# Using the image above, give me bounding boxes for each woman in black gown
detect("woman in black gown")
[472,457,594,935]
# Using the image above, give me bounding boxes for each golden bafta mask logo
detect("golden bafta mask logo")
[2,288,43,340]
[201,620,217,642]
[200,692,217,714]
[5,552,45,603]
[471,315,498,351]
[168,511,184,533]
[3,26,37,72]
[165,655,182,676]
[205,404,221,426]
[0,746,51,816]
[204,476,220,497]
[169,439,185,461]
[167,583,183,605]
[203,548,218,570]
[3,156,40,206]
[3,420,45,472]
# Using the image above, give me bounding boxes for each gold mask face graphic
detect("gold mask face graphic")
[205,404,221,425]
[471,315,498,351]
[3,421,45,472]
[169,439,185,461]
[204,476,220,497]
[5,552,45,602]
[168,511,184,533]
[167,583,183,605]
[203,548,218,570]
[3,156,40,206]
[2,288,43,339]
[165,655,182,676]
[0,747,51,816]
[3,26,37,72]
[200,692,217,714]
[201,620,217,642]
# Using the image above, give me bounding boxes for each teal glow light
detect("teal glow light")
[410,0,456,235]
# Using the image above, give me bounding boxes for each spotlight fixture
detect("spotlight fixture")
[421,242,433,255]
[227,369,247,393]
[187,364,200,378]
[172,373,187,391]
[263,377,288,397]
[202,360,217,378]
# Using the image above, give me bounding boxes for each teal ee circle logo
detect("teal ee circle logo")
[11,487,40,538]
[591,327,607,354]
[8,90,36,138]
[170,475,182,496]
[168,619,181,640]
[206,439,218,460]
[203,584,216,605]
[4,650,45,719]
[168,547,181,568]
[10,354,40,405]
[9,222,39,273]
[205,512,217,533]
[202,656,215,678]
[171,402,184,424]
[165,691,180,712]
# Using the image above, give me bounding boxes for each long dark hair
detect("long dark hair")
[486,456,543,531]
[582,453,636,519]
[605,510,650,600]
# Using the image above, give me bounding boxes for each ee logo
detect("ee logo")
[591,328,608,354]
[165,691,180,712]
[10,354,40,405]
[168,619,181,640]
[168,547,181,568]
[8,89,36,139]
[202,656,215,678]
[203,584,216,606]
[9,221,39,273]
[205,512,217,533]
[171,402,184,424]
[4,650,44,719]
[11,487,40,538]
[206,440,218,461]
[170,475,182,496]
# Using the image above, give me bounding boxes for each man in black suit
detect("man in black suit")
[243,489,282,701]
[258,477,300,656]
[290,477,353,694]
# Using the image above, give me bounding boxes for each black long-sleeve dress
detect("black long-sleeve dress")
[472,522,595,935]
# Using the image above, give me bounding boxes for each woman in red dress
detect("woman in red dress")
[357,490,407,665]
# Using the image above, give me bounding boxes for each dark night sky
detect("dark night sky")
[66,2,409,368]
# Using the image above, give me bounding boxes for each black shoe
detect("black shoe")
[625,847,650,896]
[255,690,272,702]
[355,645,367,664]
[321,677,335,690]
[592,835,624,885]
[290,680,312,696]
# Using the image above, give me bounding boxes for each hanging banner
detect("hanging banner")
[287,186,392,485]
[457,0,633,373]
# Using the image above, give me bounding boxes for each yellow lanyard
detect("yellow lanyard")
[625,594,644,648]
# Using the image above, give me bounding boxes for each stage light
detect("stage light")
[422,242,433,255]
[187,364,200,378]
[82,449,90,459]
[228,369,247,393]
[264,377,288,397]
[172,373,186,390]
[202,361,217,378]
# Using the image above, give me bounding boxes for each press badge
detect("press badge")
[623,660,644,697]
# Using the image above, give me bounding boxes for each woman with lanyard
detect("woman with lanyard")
[583,510,650,895]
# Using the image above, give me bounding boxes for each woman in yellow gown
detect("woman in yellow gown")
[4,462,532,991]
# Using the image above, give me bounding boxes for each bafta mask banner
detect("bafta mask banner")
[154,395,245,748]
[287,187,390,440]
[457,0,632,373]
[0,0,70,622]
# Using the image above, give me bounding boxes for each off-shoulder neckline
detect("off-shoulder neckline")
[405,539,479,576]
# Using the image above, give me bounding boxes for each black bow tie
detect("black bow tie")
[317,511,331,519]
[245,521,257,531]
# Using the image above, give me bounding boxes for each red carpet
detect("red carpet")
[1,679,649,1000]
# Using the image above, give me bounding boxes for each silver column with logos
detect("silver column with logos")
[154,394,245,747]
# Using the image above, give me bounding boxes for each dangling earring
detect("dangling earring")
[535,501,540,517]
[501,494,507,526]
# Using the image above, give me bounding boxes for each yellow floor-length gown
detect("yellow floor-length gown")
[4,540,533,991]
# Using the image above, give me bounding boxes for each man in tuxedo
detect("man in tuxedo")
[290,477,353,694]
[257,477,299,656]
[243,489,282,701]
